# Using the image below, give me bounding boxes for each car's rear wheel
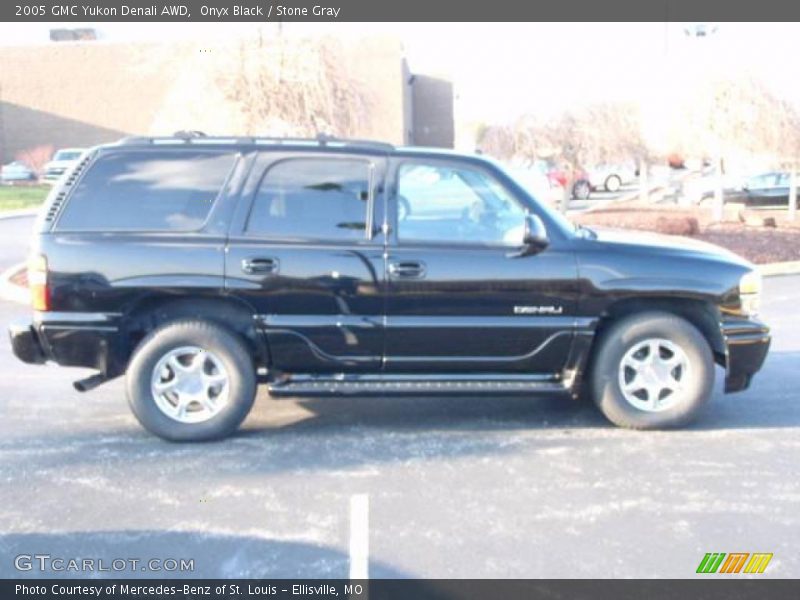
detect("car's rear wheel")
[604,174,622,193]
[573,180,591,200]
[126,320,256,442]
[589,312,714,429]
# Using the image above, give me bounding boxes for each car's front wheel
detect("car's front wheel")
[589,312,714,429]
[126,320,257,441]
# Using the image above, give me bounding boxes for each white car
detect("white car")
[43,148,86,182]
[574,163,638,199]
[0,161,37,183]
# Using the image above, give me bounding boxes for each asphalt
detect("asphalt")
[0,255,798,579]
[0,213,34,272]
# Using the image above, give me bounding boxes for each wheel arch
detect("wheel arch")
[593,296,726,366]
[120,294,270,372]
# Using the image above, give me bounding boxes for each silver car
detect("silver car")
[0,161,37,183]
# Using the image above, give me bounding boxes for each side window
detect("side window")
[397,163,527,246]
[247,158,372,241]
[57,150,236,231]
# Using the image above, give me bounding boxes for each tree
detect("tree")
[216,31,372,137]
[16,144,53,176]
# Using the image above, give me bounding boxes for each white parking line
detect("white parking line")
[349,493,369,580]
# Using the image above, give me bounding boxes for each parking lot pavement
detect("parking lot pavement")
[0,215,34,273]
[566,184,639,212]
[1,276,799,579]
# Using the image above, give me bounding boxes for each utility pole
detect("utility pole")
[713,150,724,222]
[685,23,724,222]
[639,158,648,203]
[0,84,5,166]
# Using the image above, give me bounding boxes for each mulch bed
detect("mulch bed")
[574,202,800,264]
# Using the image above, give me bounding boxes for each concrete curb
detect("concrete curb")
[0,262,29,305]
[758,261,800,277]
[579,184,666,213]
[0,208,39,219]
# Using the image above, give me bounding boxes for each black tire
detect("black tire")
[589,312,714,429]
[126,320,257,442]
[604,174,622,193]
[572,180,591,200]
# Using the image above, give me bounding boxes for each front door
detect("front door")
[225,151,386,373]
[384,158,579,374]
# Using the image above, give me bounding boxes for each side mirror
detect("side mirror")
[510,214,549,258]
[523,213,549,250]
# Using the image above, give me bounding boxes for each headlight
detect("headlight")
[739,271,762,317]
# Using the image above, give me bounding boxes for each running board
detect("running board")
[267,374,569,397]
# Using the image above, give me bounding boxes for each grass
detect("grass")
[0,184,50,212]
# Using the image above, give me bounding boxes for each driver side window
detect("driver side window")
[396,163,527,246]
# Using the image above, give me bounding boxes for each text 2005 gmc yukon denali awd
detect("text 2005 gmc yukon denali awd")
[8,135,771,441]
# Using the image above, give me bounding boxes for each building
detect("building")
[0,34,454,164]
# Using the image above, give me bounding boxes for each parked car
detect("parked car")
[0,160,37,183]
[573,163,638,199]
[43,148,86,181]
[10,136,770,441]
[701,172,800,207]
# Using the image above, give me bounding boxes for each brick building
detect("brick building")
[0,35,454,164]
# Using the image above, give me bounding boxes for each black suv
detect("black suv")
[9,135,770,441]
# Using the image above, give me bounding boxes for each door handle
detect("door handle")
[389,261,426,279]
[241,257,279,275]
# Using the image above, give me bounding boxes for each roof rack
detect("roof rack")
[117,132,394,151]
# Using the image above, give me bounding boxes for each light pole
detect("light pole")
[683,23,724,222]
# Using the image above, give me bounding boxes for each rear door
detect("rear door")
[225,151,387,373]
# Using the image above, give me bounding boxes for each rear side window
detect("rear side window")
[247,158,372,241]
[57,150,237,231]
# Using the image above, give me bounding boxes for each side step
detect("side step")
[267,374,570,397]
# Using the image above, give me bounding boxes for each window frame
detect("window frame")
[390,157,532,249]
[54,148,239,234]
[242,155,378,245]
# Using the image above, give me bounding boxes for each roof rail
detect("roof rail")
[116,133,394,151]
[173,130,208,139]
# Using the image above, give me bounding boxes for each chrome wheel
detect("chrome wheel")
[617,338,690,412]
[573,181,590,200]
[150,346,229,423]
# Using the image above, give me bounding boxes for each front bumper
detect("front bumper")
[721,317,771,392]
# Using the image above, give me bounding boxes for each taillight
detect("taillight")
[28,254,50,312]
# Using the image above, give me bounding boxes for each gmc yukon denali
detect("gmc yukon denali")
[8,135,771,441]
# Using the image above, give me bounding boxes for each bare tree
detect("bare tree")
[16,144,53,177]
[217,32,373,137]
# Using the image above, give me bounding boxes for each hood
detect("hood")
[589,226,750,267]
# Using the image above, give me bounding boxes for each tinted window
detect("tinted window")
[397,163,527,245]
[57,151,236,231]
[248,158,371,241]
[746,173,779,189]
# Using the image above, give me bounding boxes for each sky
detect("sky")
[2,22,799,126]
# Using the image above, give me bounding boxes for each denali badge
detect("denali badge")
[514,305,564,315]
